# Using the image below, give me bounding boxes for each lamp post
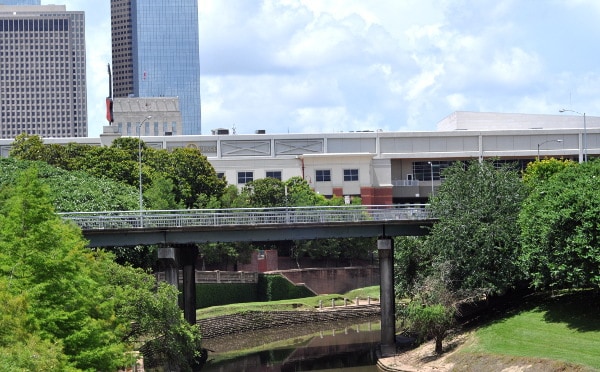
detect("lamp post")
[559,109,586,162]
[537,139,563,161]
[427,161,434,197]
[138,116,152,227]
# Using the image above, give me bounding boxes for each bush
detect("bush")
[257,274,315,301]
[195,284,258,308]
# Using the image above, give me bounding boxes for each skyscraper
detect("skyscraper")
[0,5,87,139]
[1,1,41,5]
[111,0,201,135]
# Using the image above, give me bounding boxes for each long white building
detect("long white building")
[1,111,597,204]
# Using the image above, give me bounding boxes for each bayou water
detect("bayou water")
[200,318,382,371]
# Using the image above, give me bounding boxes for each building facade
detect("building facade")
[1,1,41,5]
[110,0,201,135]
[0,5,87,138]
[1,112,597,205]
[112,97,183,136]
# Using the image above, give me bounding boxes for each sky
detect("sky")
[42,0,600,137]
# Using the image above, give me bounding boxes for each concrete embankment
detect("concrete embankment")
[198,305,380,339]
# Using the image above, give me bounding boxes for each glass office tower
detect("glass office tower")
[111,0,201,135]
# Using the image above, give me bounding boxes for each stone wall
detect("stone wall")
[198,306,380,339]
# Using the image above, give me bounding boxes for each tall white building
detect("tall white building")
[0,5,87,138]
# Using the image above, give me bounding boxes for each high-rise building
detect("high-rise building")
[0,5,87,139]
[111,0,201,135]
[1,1,41,5]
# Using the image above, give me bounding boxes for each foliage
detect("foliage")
[285,176,329,206]
[10,134,226,209]
[522,158,576,191]
[0,167,129,370]
[103,262,202,371]
[405,274,457,354]
[394,236,432,298]
[144,175,183,210]
[258,274,315,301]
[240,177,287,207]
[519,160,600,289]
[0,157,138,212]
[0,279,74,371]
[426,160,526,295]
[0,167,202,371]
[196,283,258,308]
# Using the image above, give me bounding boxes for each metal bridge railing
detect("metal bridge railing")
[58,204,433,230]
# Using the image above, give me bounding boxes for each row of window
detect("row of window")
[233,169,360,184]
[0,19,70,32]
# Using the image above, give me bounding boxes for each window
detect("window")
[344,169,359,181]
[266,171,282,180]
[412,161,454,181]
[216,172,225,179]
[316,169,331,182]
[237,171,253,184]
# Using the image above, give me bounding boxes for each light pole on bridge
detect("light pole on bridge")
[138,116,152,227]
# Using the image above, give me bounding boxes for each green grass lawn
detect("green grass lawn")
[461,290,600,370]
[197,286,380,319]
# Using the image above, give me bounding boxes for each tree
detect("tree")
[394,236,432,298]
[0,167,130,370]
[522,158,576,190]
[405,272,457,354]
[100,261,202,371]
[285,176,329,206]
[426,160,526,295]
[0,279,72,371]
[0,166,202,370]
[0,157,139,212]
[9,134,226,210]
[519,160,600,289]
[241,177,286,207]
[145,175,183,210]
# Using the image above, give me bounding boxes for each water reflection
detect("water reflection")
[201,318,381,372]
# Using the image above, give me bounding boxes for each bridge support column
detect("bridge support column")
[179,246,198,325]
[158,247,179,287]
[378,237,396,356]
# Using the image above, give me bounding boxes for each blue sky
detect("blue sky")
[44,0,600,137]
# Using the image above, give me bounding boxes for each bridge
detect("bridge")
[59,204,435,247]
[59,204,435,357]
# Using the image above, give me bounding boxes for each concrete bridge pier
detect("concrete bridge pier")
[158,247,179,287]
[179,246,198,325]
[378,237,396,356]
[157,246,198,325]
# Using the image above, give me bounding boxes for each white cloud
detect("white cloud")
[39,0,600,137]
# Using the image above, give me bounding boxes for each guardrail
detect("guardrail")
[58,204,433,230]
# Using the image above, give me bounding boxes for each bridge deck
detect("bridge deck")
[60,205,434,246]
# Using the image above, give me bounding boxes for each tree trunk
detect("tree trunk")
[435,336,443,354]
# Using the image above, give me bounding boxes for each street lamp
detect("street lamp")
[559,109,586,162]
[138,115,152,227]
[427,161,435,197]
[537,139,563,161]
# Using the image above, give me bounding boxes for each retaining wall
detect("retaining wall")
[198,305,380,339]
[272,266,379,294]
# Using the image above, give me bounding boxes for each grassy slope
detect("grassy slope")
[459,291,600,370]
[197,285,380,320]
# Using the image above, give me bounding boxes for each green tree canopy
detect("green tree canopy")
[426,160,526,295]
[0,166,202,370]
[10,134,226,209]
[0,157,138,212]
[519,160,600,289]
